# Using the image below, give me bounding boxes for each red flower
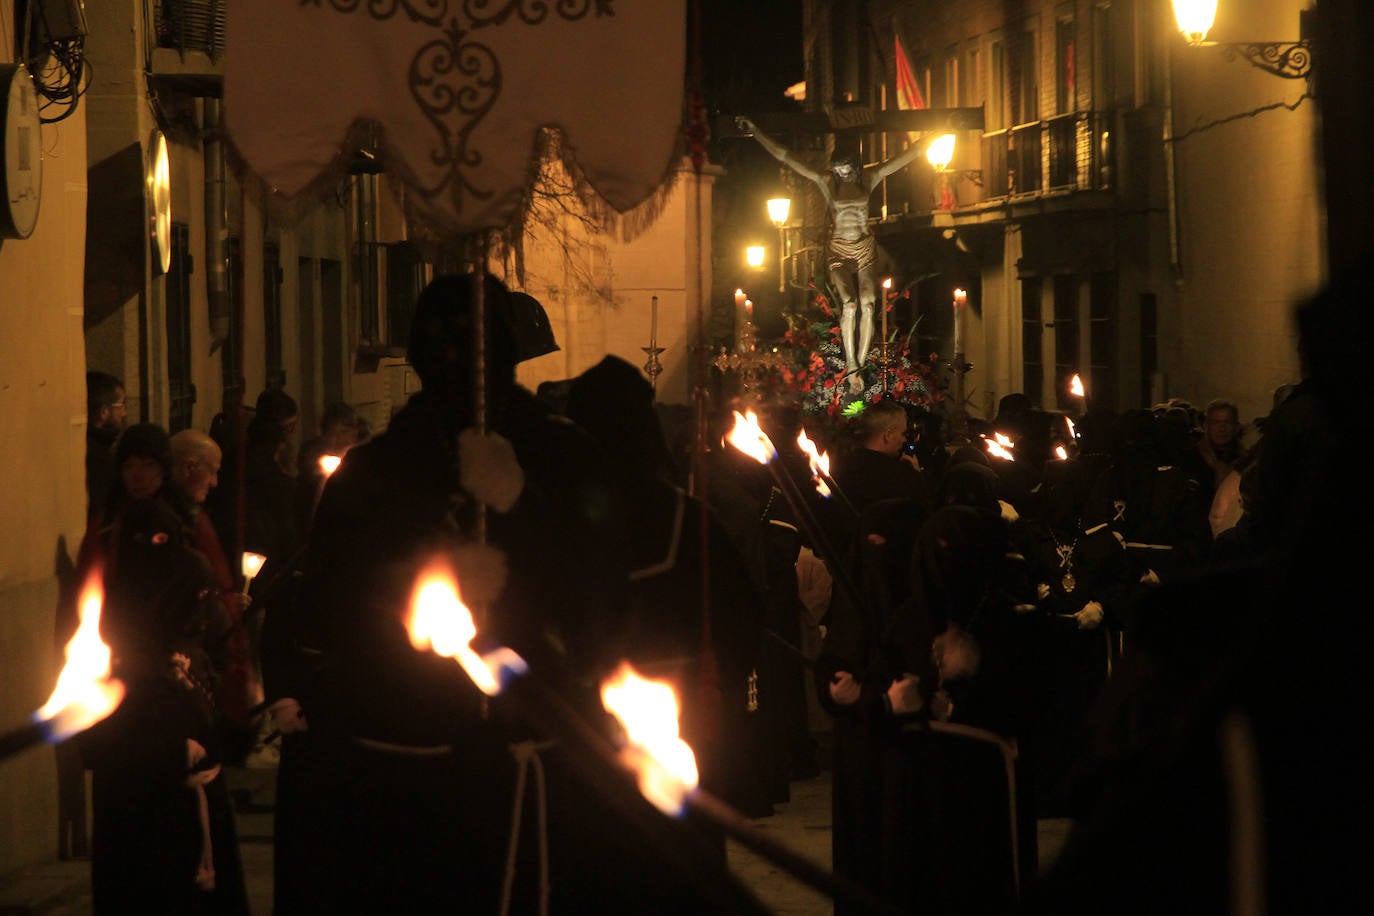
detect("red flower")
[824,378,835,389]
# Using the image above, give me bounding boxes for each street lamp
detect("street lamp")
[925,133,956,172]
[925,134,975,210]
[766,196,791,292]
[1169,0,1312,80]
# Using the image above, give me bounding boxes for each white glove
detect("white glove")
[458,429,525,512]
[270,697,308,735]
[886,673,924,715]
[1037,582,1051,601]
[829,671,861,706]
[1074,601,1105,630]
[933,627,981,681]
[1140,569,1161,586]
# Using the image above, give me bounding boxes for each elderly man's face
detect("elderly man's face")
[1205,408,1239,447]
[177,447,222,505]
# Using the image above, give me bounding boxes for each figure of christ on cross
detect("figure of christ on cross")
[739,116,926,393]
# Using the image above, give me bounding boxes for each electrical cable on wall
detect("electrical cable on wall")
[22,1,91,124]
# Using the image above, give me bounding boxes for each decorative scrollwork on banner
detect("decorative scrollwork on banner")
[306,0,614,217]
[308,0,450,26]
[464,0,610,27]
[410,28,500,208]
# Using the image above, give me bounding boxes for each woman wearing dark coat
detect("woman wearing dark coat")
[81,497,247,915]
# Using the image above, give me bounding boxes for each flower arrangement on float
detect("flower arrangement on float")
[777,285,948,421]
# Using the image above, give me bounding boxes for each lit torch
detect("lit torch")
[600,662,699,817]
[1069,373,1090,415]
[795,429,858,518]
[1055,445,1070,461]
[725,411,862,612]
[984,432,1016,462]
[405,561,527,696]
[1,569,125,762]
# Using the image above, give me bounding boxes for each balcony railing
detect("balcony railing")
[978,112,1113,203]
[148,0,227,94]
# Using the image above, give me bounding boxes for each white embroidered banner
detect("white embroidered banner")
[224,1,685,235]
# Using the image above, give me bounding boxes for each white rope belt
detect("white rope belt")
[501,739,556,916]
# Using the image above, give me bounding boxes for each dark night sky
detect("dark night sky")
[699,0,804,115]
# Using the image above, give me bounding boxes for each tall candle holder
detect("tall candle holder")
[643,294,665,395]
[642,345,665,393]
[714,318,788,402]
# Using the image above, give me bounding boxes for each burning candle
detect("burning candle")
[318,454,342,477]
[600,662,700,817]
[734,289,747,353]
[744,299,753,324]
[241,551,267,597]
[650,295,659,346]
[2,570,125,763]
[952,288,967,358]
[1055,445,1069,461]
[881,277,893,346]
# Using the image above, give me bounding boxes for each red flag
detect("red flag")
[894,34,926,112]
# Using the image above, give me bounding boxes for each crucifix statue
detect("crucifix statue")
[738,116,925,394]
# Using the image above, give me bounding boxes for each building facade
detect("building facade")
[796,0,1322,423]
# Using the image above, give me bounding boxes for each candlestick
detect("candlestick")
[952,288,967,359]
[951,288,969,445]
[650,295,658,345]
[734,289,747,353]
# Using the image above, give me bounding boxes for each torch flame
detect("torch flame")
[725,409,777,466]
[1066,416,1078,440]
[406,563,526,696]
[796,430,832,498]
[600,662,700,817]
[318,454,342,477]
[1055,445,1069,461]
[35,570,125,741]
[1069,374,1085,398]
[984,435,1015,462]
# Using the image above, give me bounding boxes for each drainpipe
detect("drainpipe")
[1162,40,1182,278]
[204,97,230,347]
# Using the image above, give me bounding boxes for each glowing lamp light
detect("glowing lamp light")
[1171,0,1218,45]
[796,430,832,498]
[600,662,700,817]
[36,570,125,742]
[745,245,766,268]
[766,197,791,227]
[926,133,956,172]
[406,563,527,696]
[882,277,893,291]
[725,409,777,466]
[1069,374,1085,399]
[318,454,342,477]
